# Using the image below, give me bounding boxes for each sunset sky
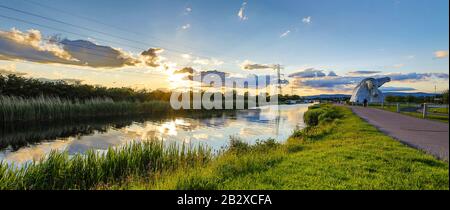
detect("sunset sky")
[0,0,448,95]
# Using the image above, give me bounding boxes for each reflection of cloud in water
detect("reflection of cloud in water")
[1,104,310,164]
[239,127,263,137]
[3,140,70,163]
[66,131,126,154]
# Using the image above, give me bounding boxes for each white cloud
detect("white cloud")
[280,30,291,38]
[434,50,449,59]
[238,2,248,21]
[181,54,191,60]
[193,57,224,66]
[181,23,191,30]
[302,16,312,24]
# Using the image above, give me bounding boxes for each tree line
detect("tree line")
[0,74,172,102]
[384,90,449,104]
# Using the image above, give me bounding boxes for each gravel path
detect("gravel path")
[349,106,449,161]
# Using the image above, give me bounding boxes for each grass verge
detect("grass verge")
[128,104,448,190]
[1,104,447,190]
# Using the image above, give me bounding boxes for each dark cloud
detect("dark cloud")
[60,39,141,68]
[288,68,326,78]
[140,48,163,67]
[240,60,274,70]
[386,72,449,81]
[348,70,382,75]
[379,86,417,91]
[292,72,448,91]
[174,67,195,75]
[0,28,162,69]
[328,71,338,77]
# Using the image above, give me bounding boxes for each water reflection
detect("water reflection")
[0,104,310,164]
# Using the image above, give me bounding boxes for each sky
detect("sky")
[0,0,448,95]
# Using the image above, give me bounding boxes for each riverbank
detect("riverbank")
[0,104,447,190]
[120,104,448,190]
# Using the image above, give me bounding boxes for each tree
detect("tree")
[443,89,449,105]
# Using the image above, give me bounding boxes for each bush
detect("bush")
[303,104,343,127]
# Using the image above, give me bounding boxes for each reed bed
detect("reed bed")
[0,140,212,190]
[0,95,171,122]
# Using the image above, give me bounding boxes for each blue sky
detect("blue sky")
[0,0,448,94]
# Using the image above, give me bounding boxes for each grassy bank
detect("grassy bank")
[1,104,447,190]
[0,95,171,123]
[125,104,448,190]
[0,141,211,190]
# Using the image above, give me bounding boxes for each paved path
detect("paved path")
[349,106,449,161]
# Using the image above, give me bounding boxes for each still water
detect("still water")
[0,104,310,164]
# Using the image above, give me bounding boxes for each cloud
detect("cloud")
[0,28,76,65]
[348,70,382,75]
[386,72,449,81]
[294,76,360,90]
[181,54,192,60]
[292,72,448,91]
[185,7,192,13]
[328,71,338,77]
[280,30,291,38]
[174,67,195,75]
[238,2,248,21]
[140,48,164,67]
[240,60,274,70]
[302,16,312,24]
[0,65,27,76]
[0,28,163,69]
[181,23,191,30]
[392,63,405,68]
[0,68,27,76]
[379,86,417,92]
[288,68,327,78]
[193,57,224,66]
[434,50,449,59]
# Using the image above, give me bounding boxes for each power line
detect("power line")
[0,33,139,62]
[21,0,212,54]
[0,14,146,51]
[0,3,238,65]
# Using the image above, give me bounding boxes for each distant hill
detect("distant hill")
[302,94,351,99]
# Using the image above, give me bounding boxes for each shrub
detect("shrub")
[303,104,343,127]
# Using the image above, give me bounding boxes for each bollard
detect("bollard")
[396,103,400,113]
[422,103,427,119]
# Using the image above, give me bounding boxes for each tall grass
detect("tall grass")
[0,140,212,190]
[0,95,171,122]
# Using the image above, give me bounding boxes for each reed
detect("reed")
[0,140,212,190]
[0,95,171,123]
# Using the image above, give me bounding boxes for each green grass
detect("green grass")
[128,104,448,190]
[1,104,447,190]
[0,95,171,123]
[0,141,212,190]
[371,103,449,123]
[429,107,449,114]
